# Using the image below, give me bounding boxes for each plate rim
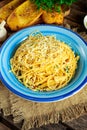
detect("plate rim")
[0,24,87,102]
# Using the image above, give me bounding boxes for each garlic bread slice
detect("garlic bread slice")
[0,0,25,23]
[7,0,43,31]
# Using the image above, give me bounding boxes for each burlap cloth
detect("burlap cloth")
[0,25,87,130]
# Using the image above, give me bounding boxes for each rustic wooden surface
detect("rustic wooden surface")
[64,0,87,31]
[1,113,87,130]
[0,0,87,130]
[65,114,87,130]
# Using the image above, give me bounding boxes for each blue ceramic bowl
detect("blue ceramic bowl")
[0,25,87,102]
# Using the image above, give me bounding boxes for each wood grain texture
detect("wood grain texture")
[64,0,87,29]
[0,0,11,8]
[65,114,87,130]
[0,123,11,130]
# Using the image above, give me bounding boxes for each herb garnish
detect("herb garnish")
[65,66,69,73]
[31,0,77,12]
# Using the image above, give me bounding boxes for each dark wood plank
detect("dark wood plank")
[30,123,68,130]
[64,0,87,28]
[64,113,87,130]
[0,113,21,130]
[0,0,11,8]
[0,123,11,130]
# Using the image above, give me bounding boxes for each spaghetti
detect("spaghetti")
[10,32,79,91]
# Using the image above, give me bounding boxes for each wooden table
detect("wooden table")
[0,0,87,130]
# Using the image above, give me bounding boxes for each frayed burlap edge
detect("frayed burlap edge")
[0,81,11,116]
[9,92,24,123]
[22,111,60,130]
[21,101,87,130]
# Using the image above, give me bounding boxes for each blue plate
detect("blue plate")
[0,25,87,102]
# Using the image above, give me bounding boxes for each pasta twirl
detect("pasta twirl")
[10,33,79,91]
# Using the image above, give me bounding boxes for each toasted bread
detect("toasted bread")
[42,11,64,24]
[0,0,25,23]
[42,4,70,25]
[7,0,43,31]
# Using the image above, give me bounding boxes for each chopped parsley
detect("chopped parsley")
[31,0,77,12]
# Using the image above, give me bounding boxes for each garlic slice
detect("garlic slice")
[83,15,87,29]
[0,20,7,42]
